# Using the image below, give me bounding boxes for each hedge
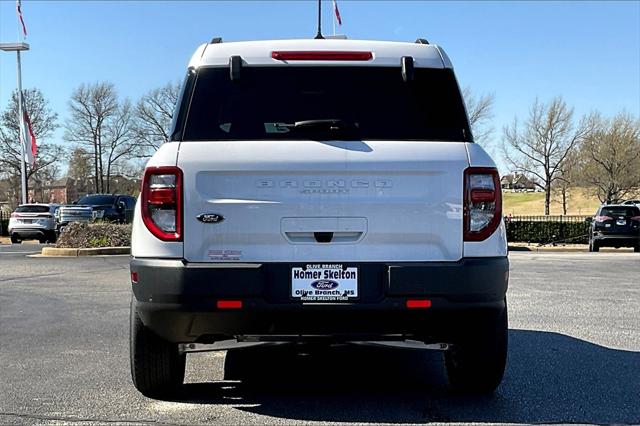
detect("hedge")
[56,222,132,248]
[505,220,590,244]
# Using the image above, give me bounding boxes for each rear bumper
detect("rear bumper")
[131,257,509,343]
[8,227,54,237]
[593,233,640,247]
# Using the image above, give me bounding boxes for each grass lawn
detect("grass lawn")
[502,188,602,216]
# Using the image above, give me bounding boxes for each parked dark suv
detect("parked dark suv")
[588,205,640,252]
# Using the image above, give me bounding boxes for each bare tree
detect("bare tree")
[65,82,136,193]
[132,81,180,157]
[0,88,63,207]
[552,149,579,215]
[502,97,591,215]
[103,100,135,192]
[65,82,116,193]
[462,87,495,146]
[578,112,640,204]
[67,147,92,195]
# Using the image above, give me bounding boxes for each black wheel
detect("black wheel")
[10,234,21,244]
[445,302,508,395]
[130,303,185,398]
[634,244,640,253]
[46,231,57,244]
[592,241,600,252]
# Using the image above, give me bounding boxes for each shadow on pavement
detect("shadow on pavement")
[172,329,640,424]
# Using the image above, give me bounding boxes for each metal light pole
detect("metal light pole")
[0,42,30,205]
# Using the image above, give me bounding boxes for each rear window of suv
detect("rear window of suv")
[182,67,472,142]
[600,207,640,217]
[15,205,49,213]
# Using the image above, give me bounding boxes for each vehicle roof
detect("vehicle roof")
[189,39,452,69]
[600,204,640,208]
[17,203,58,208]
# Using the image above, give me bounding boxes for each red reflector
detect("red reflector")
[470,189,496,203]
[148,187,176,205]
[406,299,432,309]
[131,272,138,283]
[271,51,373,61]
[217,300,243,309]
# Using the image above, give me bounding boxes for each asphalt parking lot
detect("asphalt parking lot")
[0,248,638,425]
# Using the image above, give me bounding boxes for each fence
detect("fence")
[0,210,8,237]
[505,215,591,245]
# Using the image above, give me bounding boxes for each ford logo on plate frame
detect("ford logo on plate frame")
[311,280,339,290]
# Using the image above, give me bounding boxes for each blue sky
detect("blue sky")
[1,0,639,171]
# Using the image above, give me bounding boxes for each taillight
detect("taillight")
[595,216,613,222]
[141,166,182,241]
[10,213,20,218]
[271,51,373,61]
[406,299,432,309]
[464,167,502,241]
[630,216,640,222]
[217,300,243,309]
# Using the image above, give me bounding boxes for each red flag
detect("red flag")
[16,0,28,37]
[333,0,342,26]
[20,94,37,166]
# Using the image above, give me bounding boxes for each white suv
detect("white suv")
[130,38,509,397]
[8,203,59,243]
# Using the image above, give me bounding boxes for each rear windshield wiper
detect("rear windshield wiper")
[280,119,356,131]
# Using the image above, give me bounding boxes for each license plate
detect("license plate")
[23,219,32,224]
[617,220,626,226]
[291,264,358,302]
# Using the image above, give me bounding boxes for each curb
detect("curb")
[509,246,587,253]
[508,245,635,253]
[41,246,130,257]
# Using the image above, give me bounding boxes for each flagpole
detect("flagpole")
[16,49,27,204]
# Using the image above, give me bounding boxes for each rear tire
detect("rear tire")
[10,234,21,244]
[591,241,600,252]
[444,302,508,395]
[130,303,185,398]
[46,231,57,244]
[634,244,640,253]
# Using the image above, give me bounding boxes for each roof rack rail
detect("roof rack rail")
[415,38,429,45]
[210,37,223,44]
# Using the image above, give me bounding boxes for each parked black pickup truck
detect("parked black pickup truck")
[57,194,137,232]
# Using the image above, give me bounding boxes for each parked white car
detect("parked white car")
[8,203,59,243]
[129,37,509,397]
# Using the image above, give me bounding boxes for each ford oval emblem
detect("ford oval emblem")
[197,213,224,223]
[311,280,339,290]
